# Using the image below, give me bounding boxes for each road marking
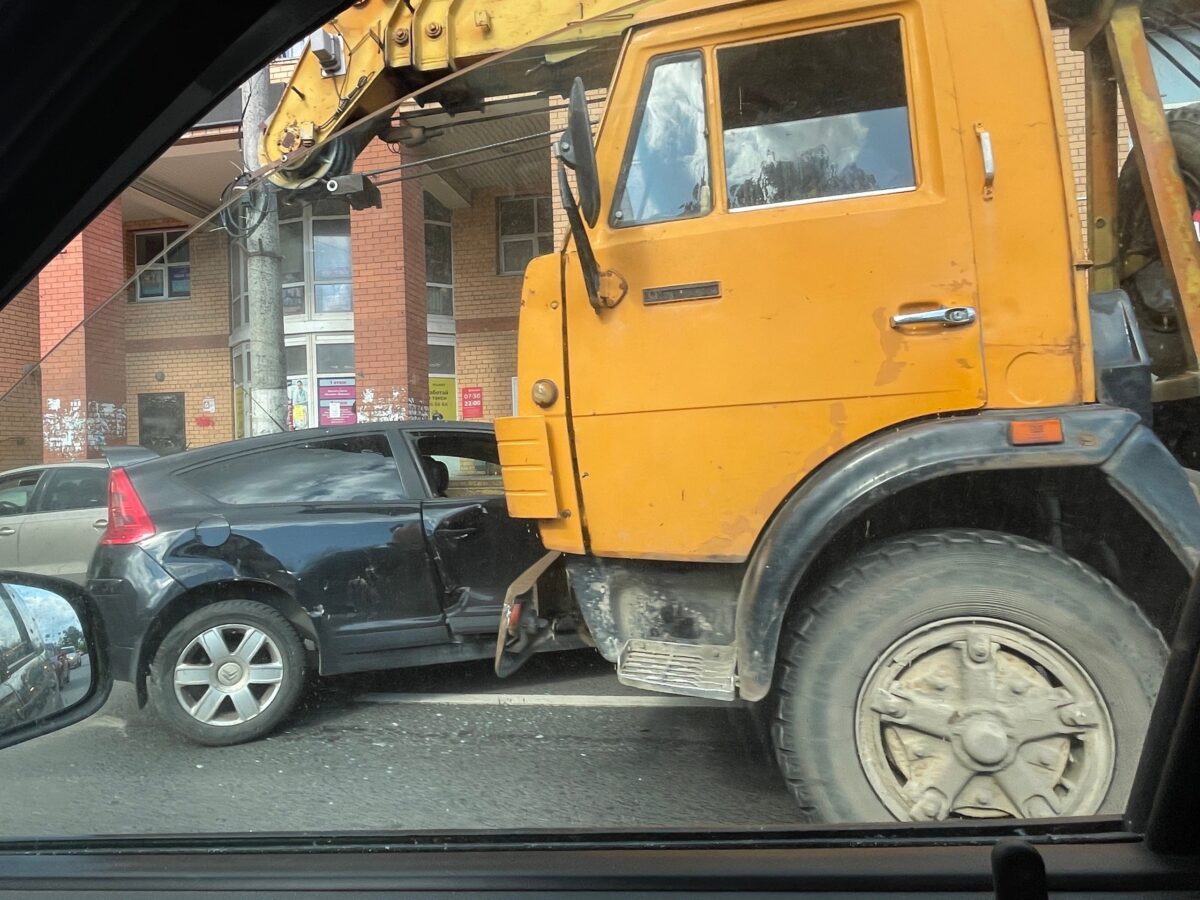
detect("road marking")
[360,692,728,708]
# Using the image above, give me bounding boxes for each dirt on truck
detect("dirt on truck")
[261,0,1200,822]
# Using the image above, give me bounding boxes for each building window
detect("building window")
[428,335,456,420]
[718,19,915,211]
[497,196,553,275]
[134,229,190,301]
[425,192,454,318]
[233,196,352,328]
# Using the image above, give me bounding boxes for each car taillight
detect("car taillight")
[100,468,155,545]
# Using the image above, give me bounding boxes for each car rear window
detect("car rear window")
[180,433,407,505]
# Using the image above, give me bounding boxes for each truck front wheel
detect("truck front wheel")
[771,529,1167,823]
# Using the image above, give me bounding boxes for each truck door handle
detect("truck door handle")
[0,527,14,537]
[890,306,977,329]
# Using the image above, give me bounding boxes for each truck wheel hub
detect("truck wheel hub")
[855,617,1115,822]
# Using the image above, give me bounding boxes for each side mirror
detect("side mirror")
[555,77,606,312]
[0,573,111,751]
[556,78,600,228]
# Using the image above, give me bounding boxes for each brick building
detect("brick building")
[0,28,1196,465]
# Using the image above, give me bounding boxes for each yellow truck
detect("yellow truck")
[264,0,1200,823]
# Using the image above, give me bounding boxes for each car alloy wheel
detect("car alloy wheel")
[173,624,285,726]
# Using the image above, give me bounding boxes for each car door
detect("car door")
[408,429,548,635]
[17,467,109,584]
[172,430,448,674]
[564,2,987,561]
[0,469,46,572]
[0,591,57,730]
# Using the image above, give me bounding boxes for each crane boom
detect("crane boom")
[262,0,648,187]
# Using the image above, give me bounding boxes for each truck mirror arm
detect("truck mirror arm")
[557,161,605,314]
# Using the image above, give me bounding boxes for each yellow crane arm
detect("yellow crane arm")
[262,0,644,187]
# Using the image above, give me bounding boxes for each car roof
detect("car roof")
[0,460,108,478]
[125,421,495,473]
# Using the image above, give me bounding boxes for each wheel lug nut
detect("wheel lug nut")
[1009,680,1029,695]
[976,790,993,805]
[922,798,940,818]
[968,639,990,662]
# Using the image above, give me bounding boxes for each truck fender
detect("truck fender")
[734,406,1200,701]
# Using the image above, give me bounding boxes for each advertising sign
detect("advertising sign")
[461,386,483,419]
[317,376,357,426]
[429,377,455,420]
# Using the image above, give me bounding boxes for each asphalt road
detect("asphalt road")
[0,648,804,838]
[59,657,90,709]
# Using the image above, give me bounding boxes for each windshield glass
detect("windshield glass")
[0,0,1194,842]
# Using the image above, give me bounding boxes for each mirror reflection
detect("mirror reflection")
[0,581,89,736]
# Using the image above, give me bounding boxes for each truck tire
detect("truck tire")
[1118,103,1200,374]
[149,599,307,746]
[771,529,1166,824]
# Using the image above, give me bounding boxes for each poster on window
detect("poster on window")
[461,386,483,419]
[317,376,357,426]
[429,377,455,421]
[287,377,310,430]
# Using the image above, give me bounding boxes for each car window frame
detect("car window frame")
[0,469,47,518]
[174,428,417,507]
[402,428,502,500]
[30,466,110,515]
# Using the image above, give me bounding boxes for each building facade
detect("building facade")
[0,27,1197,465]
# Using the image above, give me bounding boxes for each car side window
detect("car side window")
[412,432,503,499]
[612,52,712,227]
[0,470,44,517]
[38,468,109,512]
[717,19,915,211]
[181,433,407,504]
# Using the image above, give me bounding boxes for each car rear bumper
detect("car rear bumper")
[88,544,184,684]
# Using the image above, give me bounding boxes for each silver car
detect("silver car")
[0,462,109,585]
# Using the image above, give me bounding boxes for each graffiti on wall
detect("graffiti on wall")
[357,386,430,422]
[42,399,128,459]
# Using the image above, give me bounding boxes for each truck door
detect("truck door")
[564,1,986,562]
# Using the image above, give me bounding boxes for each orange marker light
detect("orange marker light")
[1009,419,1064,446]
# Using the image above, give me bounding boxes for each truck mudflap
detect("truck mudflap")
[493,550,565,677]
[735,406,1200,702]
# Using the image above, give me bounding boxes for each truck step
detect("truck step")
[617,639,737,701]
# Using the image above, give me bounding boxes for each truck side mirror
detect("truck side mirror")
[557,77,600,228]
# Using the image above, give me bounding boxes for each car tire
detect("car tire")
[149,599,307,746]
[771,529,1167,824]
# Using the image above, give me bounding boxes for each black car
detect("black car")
[88,422,550,745]
[0,585,62,732]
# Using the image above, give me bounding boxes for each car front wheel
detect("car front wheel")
[149,599,307,746]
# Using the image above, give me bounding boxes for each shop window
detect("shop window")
[285,336,356,431]
[718,19,915,211]
[613,53,712,227]
[497,196,553,275]
[134,229,190,301]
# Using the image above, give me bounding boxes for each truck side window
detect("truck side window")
[612,52,712,227]
[718,19,915,211]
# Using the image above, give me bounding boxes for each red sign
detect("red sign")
[461,386,484,419]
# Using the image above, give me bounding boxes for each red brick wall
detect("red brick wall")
[38,200,127,460]
[0,279,43,469]
[352,139,430,420]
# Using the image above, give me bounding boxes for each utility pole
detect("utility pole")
[241,68,288,435]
